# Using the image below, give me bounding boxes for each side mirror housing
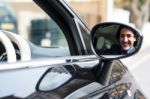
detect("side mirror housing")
[90,22,143,60]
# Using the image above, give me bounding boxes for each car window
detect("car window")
[30,19,68,48]
[0,3,17,33]
[78,23,93,54]
[0,1,70,57]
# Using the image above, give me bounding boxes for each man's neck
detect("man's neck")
[122,47,134,54]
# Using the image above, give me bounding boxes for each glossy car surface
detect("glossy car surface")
[0,0,146,99]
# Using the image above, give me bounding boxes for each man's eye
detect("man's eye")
[127,34,132,38]
[120,34,125,38]
[120,34,133,38]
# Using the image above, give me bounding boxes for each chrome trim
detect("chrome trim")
[59,0,90,33]
[74,18,87,52]
[59,0,91,54]
[0,55,97,71]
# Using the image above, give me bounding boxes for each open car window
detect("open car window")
[0,1,70,59]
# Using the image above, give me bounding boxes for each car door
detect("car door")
[0,0,117,98]
[111,60,146,99]
[0,0,85,98]
[1,0,144,99]
[34,0,121,98]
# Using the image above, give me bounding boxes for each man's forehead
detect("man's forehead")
[120,28,134,35]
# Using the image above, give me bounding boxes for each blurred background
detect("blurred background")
[70,0,150,96]
[0,0,150,98]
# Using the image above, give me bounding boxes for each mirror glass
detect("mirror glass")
[37,66,72,91]
[91,22,142,59]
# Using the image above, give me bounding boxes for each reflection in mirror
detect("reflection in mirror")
[109,61,125,84]
[91,22,143,59]
[37,66,72,91]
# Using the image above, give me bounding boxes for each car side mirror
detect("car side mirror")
[90,22,143,59]
[36,65,76,92]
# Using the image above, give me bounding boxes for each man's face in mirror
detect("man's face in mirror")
[119,27,136,51]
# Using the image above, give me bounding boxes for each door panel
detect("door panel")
[110,61,138,98]
[0,67,49,98]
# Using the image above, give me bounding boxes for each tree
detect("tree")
[114,0,150,29]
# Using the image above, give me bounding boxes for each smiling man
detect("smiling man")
[118,27,137,54]
[96,25,138,55]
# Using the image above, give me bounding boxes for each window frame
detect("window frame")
[34,0,89,55]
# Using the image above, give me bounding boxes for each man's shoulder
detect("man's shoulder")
[111,44,121,50]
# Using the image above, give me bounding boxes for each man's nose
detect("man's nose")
[123,36,128,42]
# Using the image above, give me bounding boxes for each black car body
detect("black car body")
[0,0,146,99]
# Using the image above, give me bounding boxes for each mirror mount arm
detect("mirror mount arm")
[93,59,113,85]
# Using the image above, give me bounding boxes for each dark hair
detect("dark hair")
[116,26,138,40]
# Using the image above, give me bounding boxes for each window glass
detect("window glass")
[0,1,70,56]
[78,24,93,54]
[30,19,68,48]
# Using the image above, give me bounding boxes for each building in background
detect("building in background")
[69,0,109,28]
[69,0,130,28]
[0,2,18,33]
[1,0,130,39]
